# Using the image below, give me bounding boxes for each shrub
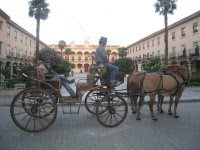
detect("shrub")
[188,76,200,86]
[144,57,165,72]
[113,58,134,74]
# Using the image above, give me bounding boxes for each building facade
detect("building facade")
[0,9,49,79]
[50,41,119,73]
[127,10,200,76]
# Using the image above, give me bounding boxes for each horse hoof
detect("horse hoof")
[174,115,179,118]
[153,117,158,121]
[160,110,164,113]
[168,112,173,116]
[132,110,136,114]
[136,116,141,120]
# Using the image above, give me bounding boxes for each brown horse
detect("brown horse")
[127,65,189,120]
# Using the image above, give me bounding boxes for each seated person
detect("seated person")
[36,60,77,99]
[95,37,119,87]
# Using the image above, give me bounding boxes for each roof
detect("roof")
[126,10,200,48]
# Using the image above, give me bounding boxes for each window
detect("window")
[133,48,134,53]
[0,42,2,55]
[180,45,186,56]
[157,37,160,45]
[30,40,32,47]
[78,57,81,61]
[181,27,186,37]
[143,43,145,49]
[157,50,160,57]
[26,37,28,44]
[7,45,10,56]
[21,34,23,43]
[172,47,176,57]
[85,57,88,61]
[136,46,137,51]
[139,45,141,50]
[193,22,198,33]
[14,31,17,39]
[172,32,175,40]
[0,20,3,30]
[72,57,74,61]
[152,40,154,46]
[7,26,10,36]
[147,41,149,48]
[152,52,154,57]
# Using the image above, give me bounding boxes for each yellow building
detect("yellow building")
[0,9,49,78]
[127,10,200,76]
[50,41,119,73]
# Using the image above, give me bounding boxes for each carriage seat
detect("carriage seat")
[35,68,61,90]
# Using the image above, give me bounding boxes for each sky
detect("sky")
[0,0,199,47]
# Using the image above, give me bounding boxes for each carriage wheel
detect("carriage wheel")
[84,90,106,114]
[96,94,128,127]
[10,88,57,132]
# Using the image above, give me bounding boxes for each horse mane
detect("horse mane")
[165,65,186,72]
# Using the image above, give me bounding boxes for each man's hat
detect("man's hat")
[99,37,107,42]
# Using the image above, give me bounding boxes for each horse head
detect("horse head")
[165,65,190,83]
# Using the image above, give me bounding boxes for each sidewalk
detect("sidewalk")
[0,86,200,106]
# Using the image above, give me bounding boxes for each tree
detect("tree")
[64,48,72,61]
[113,58,135,74]
[143,57,165,72]
[118,47,127,59]
[155,0,177,66]
[106,49,111,62]
[58,40,66,59]
[28,0,50,61]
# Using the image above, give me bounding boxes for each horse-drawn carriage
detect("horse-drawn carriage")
[10,64,128,132]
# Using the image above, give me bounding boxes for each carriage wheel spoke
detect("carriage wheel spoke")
[21,114,30,122]
[113,114,119,123]
[115,112,123,118]
[110,114,113,125]
[14,111,26,115]
[103,113,111,124]
[25,116,32,129]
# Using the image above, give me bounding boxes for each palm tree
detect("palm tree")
[64,48,72,61]
[118,47,127,59]
[155,0,177,66]
[106,49,111,62]
[58,40,66,59]
[28,0,50,61]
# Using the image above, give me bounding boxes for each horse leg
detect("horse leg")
[131,96,138,113]
[149,95,157,120]
[159,95,164,113]
[174,95,181,118]
[157,95,160,111]
[168,96,173,116]
[157,95,164,113]
[136,95,144,120]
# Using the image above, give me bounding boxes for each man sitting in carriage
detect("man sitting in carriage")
[95,37,119,87]
[36,59,78,99]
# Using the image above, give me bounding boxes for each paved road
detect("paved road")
[0,103,200,150]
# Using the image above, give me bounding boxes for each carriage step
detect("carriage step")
[61,96,81,103]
